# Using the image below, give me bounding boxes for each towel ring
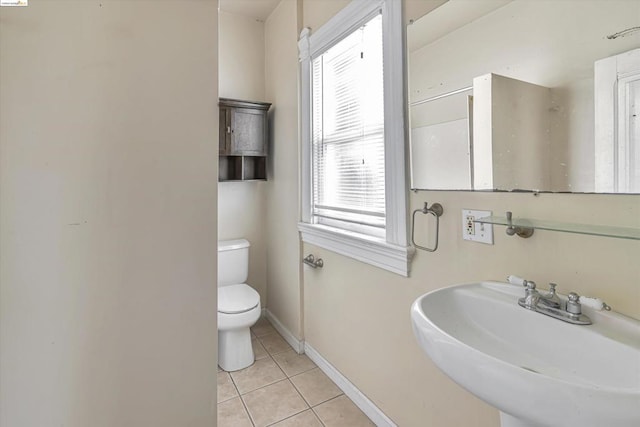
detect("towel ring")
[411,202,444,252]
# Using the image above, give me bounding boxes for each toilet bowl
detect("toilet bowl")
[217,239,261,372]
[218,283,261,371]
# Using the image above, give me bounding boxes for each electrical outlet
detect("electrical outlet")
[462,209,493,244]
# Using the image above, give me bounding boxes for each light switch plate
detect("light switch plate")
[462,209,493,244]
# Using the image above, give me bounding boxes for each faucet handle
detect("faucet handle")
[524,280,536,290]
[579,296,611,311]
[507,275,528,287]
[566,292,582,315]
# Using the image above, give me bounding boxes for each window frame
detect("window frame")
[298,0,414,276]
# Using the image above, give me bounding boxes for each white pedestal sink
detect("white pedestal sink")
[411,281,640,427]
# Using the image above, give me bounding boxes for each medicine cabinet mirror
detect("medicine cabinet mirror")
[407,0,640,193]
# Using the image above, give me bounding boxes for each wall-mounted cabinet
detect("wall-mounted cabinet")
[218,98,271,181]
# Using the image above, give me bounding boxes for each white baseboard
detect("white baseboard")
[262,310,395,426]
[264,309,305,354]
[304,343,397,427]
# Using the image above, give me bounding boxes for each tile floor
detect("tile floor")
[217,317,375,427]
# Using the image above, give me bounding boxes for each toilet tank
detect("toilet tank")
[218,239,250,287]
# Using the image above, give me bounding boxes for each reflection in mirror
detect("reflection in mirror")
[407,0,640,193]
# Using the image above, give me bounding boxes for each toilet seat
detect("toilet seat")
[218,284,260,314]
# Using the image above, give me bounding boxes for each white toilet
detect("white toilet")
[217,239,261,372]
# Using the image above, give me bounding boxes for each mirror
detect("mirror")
[407,0,640,193]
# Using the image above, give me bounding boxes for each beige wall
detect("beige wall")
[219,11,266,102]
[0,1,218,426]
[298,1,640,426]
[302,0,349,31]
[264,0,303,338]
[304,192,640,426]
[218,11,268,306]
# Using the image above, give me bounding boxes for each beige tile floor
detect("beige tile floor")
[217,317,375,427]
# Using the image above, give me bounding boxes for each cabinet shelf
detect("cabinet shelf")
[219,155,266,181]
[474,215,640,240]
[218,98,271,182]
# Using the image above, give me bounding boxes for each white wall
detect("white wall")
[218,11,268,306]
[265,0,303,339]
[0,1,218,426]
[297,1,640,426]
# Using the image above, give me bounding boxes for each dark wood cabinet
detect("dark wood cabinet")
[219,98,271,181]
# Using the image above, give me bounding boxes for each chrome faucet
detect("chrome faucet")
[512,277,592,325]
[518,281,561,310]
[519,280,541,310]
[538,282,561,309]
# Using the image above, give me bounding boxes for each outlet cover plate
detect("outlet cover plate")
[462,209,493,244]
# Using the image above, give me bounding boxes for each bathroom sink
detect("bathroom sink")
[411,281,640,427]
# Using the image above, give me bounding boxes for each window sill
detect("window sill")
[298,223,415,276]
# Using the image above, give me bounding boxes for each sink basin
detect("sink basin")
[411,281,640,427]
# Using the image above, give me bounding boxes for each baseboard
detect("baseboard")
[264,309,305,354]
[261,310,396,426]
[304,343,397,427]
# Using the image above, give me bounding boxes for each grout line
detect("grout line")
[310,406,327,427]
[244,378,307,427]
[258,333,296,357]
[311,392,346,409]
[263,405,315,427]
[234,355,287,396]
[226,320,340,426]
[258,317,296,355]
[288,375,313,408]
[311,393,356,427]
[262,378,311,425]
[254,330,277,340]
[216,372,239,404]
[288,370,344,410]
[220,319,304,427]
[271,352,317,378]
[227,372,256,427]
[310,393,345,409]
[270,355,287,376]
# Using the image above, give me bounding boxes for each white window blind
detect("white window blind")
[311,14,385,236]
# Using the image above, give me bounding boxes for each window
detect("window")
[298,0,413,276]
[312,14,385,237]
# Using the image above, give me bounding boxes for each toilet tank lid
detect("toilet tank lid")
[218,239,250,252]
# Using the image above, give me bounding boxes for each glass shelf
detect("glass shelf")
[474,216,640,240]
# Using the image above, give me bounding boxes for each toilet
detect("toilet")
[218,239,261,372]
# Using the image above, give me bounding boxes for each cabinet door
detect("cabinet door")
[219,107,231,154]
[229,108,268,156]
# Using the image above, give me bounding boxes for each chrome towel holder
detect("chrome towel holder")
[303,254,324,269]
[411,202,444,252]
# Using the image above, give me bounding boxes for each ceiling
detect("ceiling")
[219,0,282,22]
